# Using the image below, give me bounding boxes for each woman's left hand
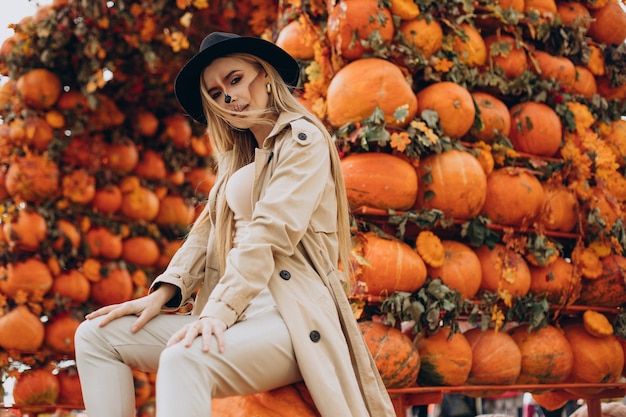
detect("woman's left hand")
[167,316,227,353]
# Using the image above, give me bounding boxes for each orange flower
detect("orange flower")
[571,245,603,279]
[415,230,445,267]
[390,131,411,152]
[433,57,454,72]
[566,102,594,133]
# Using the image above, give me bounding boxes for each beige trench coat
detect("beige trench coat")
[150,111,395,417]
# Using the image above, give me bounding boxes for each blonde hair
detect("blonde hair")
[189,53,354,284]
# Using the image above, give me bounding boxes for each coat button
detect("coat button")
[279,270,291,280]
[309,330,321,342]
[297,132,307,140]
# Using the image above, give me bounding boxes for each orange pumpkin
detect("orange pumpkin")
[426,240,482,299]
[557,2,592,31]
[596,75,626,103]
[122,236,161,267]
[341,152,418,211]
[531,51,576,87]
[16,68,62,109]
[0,305,45,351]
[509,101,562,157]
[57,366,84,408]
[18,115,55,151]
[135,110,159,137]
[415,149,487,219]
[44,312,81,354]
[163,113,192,148]
[85,226,123,260]
[529,256,581,305]
[52,219,82,252]
[56,89,89,112]
[463,327,522,385]
[62,169,96,205]
[156,239,184,270]
[509,324,574,384]
[92,184,123,215]
[399,18,443,59]
[416,82,476,139]
[0,257,53,297]
[326,0,394,61]
[576,254,626,308]
[358,320,420,388]
[51,269,91,304]
[105,141,139,175]
[475,243,532,297]
[587,2,626,46]
[275,19,318,60]
[415,327,473,386]
[484,34,528,79]
[451,24,487,67]
[134,149,167,180]
[5,153,60,202]
[469,91,511,143]
[532,390,576,411]
[562,321,624,395]
[154,195,195,227]
[12,368,60,413]
[524,0,557,17]
[2,208,47,252]
[482,167,545,227]
[539,184,579,232]
[120,177,161,221]
[326,58,418,129]
[186,167,217,196]
[359,232,427,296]
[89,263,134,306]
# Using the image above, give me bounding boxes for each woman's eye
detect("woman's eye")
[230,76,241,85]
[211,91,221,100]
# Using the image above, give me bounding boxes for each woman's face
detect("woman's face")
[202,56,271,130]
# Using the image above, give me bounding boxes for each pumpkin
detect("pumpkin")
[531,51,576,87]
[509,324,574,385]
[12,368,60,413]
[91,94,125,130]
[529,256,581,305]
[524,0,557,16]
[416,82,476,139]
[62,168,96,205]
[341,152,418,211]
[163,114,193,148]
[18,115,55,151]
[562,321,624,395]
[0,305,45,351]
[326,0,394,61]
[482,167,545,227]
[414,149,487,219]
[89,263,134,306]
[85,225,123,259]
[484,34,528,79]
[469,91,511,143]
[5,153,60,202]
[576,254,626,308]
[122,236,161,267]
[52,219,82,252]
[509,101,562,157]
[358,320,420,388]
[359,232,427,296]
[56,89,89,112]
[154,195,195,226]
[134,149,167,180]
[44,312,81,354]
[389,0,420,20]
[156,239,184,270]
[2,207,47,252]
[399,17,443,59]
[426,240,482,299]
[587,2,626,46]
[0,257,53,297]
[326,58,418,129]
[135,110,160,137]
[104,141,139,175]
[92,184,123,214]
[557,2,592,31]
[532,390,576,411]
[211,383,319,417]
[62,134,106,169]
[463,327,522,385]
[451,24,487,67]
[186,167,217,196]
[51,269,91,304]
[415,327,473,386]
[120,178,160,221]
[57,366,84,408]
[539,184,579,232]
[475,243,532,297]
[275,19,318,60]
[583,310,614,338]
[596,75,626,102]
[16,68,62,109]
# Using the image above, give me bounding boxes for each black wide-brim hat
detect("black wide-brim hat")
[174,31,300,125]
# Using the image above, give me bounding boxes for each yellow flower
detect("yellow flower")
[433,57,454,72]
[473,142,495,175]
[390,131,412,152]
[566,102,594,133]
[588,240,612,258]
[415,231,445,267]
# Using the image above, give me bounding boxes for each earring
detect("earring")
[266,83,272,94]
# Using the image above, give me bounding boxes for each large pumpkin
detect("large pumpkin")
[482,166,545,227]
[463,327,522,385]
[326,58,417,129]
[358,320,420,388]
[529,256,581,305]
[0,305,45,351]
[399,18,443,59]
[416,82,476,139]
[587,2,626,46]
[576,254,626,308]
[415,149,487,219]
[326,0,394,61]
[508,102,563,157]
[44,312,81,354]
[531,51,576,87]
[275,19,318,61]
[15,68,62,109]
[475,243,532,297]
[415,327,473,386]
[484,34,528,79]
[5,153,60,202]
[359,232,427,296]
[539,184,579,233]
[469,91,511,143]
[89,263,134,306]
[57,366,84,408]
[451,24,487,67]
[12,368,60,413]
[509,324,574,385]
[341,152,418,211]
[2,208,47,252]
[0,257,53,297]
[562,321,624,395]
[50,269,91,305]
[426,240,482,299]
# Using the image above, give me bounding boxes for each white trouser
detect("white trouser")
[74,305,302,417]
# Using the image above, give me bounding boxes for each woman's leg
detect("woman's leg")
[74,313,196,417]
[155,307,301,417]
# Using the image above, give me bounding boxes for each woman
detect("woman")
[74,31,395,417]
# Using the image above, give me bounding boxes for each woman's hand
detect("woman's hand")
[85,284,178,333]
[167,316,227,353]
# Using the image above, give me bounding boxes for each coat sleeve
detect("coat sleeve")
[199,119,333,326]
[149,205,212,310]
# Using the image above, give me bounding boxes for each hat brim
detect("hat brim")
[174,36,300,125]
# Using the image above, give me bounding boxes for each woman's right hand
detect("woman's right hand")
[85,283,178,333]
